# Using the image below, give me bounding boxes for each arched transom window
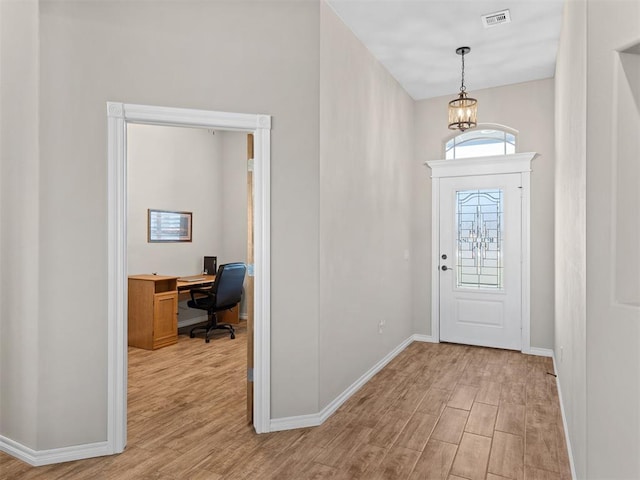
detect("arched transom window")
[445,125,517,160]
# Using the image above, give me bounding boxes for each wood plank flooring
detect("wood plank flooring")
[1,328,572,479]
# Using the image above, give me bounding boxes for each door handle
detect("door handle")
[441,265,449,271]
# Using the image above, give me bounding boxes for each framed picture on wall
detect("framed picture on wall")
[148,209,192,242]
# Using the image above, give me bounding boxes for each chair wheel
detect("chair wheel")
[190,333,195,338]
[205,337,210,343]
[230,333,236,339]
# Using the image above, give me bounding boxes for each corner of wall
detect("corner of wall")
[553,0,588,476]
[0,0,41,452]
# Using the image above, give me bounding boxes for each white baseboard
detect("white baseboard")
[526,347,554,357]
[412,334,437,343]
[0,435,112,467]
[270,334,415,432]
[551,354,578,480]
[268,412,323,432]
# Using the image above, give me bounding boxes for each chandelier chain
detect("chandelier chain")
[460,51,466,93]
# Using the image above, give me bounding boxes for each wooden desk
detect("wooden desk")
[128,274,242,350]
[128,275,179,350]
[177,274,216,291]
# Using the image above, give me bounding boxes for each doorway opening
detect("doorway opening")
[106,103,272,454]
[126,124,253,423]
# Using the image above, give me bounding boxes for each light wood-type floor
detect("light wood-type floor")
[1,327,572,480]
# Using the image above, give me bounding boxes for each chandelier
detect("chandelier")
[448,46,478,131]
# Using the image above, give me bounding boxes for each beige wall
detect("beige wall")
[413,79,556,349]
[318,2,415,407]
[220,131,250,319]
[127,124,224,277]
[585,0,640,477]
[0,0,40,450]
[1,0,321,449]
[220,131,249,269]
[555,1,640,476]
[127,126,247,276]
[554,0,587,476]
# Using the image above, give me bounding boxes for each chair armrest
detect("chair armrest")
[189,287,214,303]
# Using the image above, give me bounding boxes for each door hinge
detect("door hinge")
[248,159,254,172]
[247,263,255,277]
[247,367,254,382]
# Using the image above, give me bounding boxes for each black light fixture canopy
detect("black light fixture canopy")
[448,46,478,131]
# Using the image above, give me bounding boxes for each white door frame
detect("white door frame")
[426,152,537,353]
[106,102,272,454]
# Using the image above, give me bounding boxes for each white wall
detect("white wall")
[585,0,640,477]
[0,0,321,451]
[613,49,640,307]
[220,131,249,267]
[413,79,556,349]
[554,0,587,476]
[220,131,249,318]
[127,124,223,277]
[319,2,415,407]
[0,0,40,450]
[127,128,249,277]
[556,1,640,476]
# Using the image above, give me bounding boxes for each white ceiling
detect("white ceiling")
[327,0,566,100]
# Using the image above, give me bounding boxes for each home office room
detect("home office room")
[125,123,255,457]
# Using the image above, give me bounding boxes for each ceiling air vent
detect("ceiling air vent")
[481,9,511,28]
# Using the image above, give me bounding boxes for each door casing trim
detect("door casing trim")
[425,152,537,353]
[106,102,272,455]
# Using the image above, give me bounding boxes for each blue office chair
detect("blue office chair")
[187,262,246,343]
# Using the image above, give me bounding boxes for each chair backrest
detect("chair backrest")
[212,263,247,309]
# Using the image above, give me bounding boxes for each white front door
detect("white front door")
[438,173,522,350]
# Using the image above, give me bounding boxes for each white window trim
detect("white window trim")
[443,123,519,159]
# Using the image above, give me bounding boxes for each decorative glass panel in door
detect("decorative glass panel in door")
[456,189,504,289]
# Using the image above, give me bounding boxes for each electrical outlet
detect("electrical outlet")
[378,321,384,334]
